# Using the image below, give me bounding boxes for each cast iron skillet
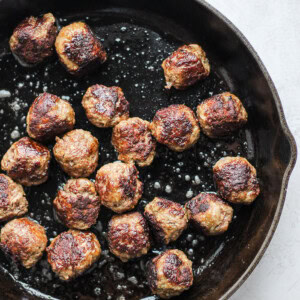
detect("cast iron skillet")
[0,0,297,299]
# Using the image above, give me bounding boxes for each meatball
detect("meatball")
[95,161,142,213]
[9,13,57,66]
[0,217,47,268]
[144,197,188,244]
[26,92,75,141]
[147,249,193,299]
[185,192,233,235]
[213,157,260,204]
[82,84,129,128]
[161,44,210,90]
[112,117,156,167]
[107,212,151,262]
[55,22,107,76]
[53,178,100,230]
[53,129,99,178]
[47,230,101,281]
[1,137,51,186]
[150,104,200,152]
[197,92,248,138]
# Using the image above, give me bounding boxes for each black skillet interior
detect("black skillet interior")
[0,0,295,299]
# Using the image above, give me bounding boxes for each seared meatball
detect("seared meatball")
[150,104,200,152]
[9,13,57,66]
[185,192,233,235]
[107,212,151,262]
[162,44,210,90]
[55,22,107,76]
[47,230,101,281]
[26,92,75,141]
[53,129,99,178]
[53,178,100,230]
[1,137,51,186]
[82,84,129,128]
[0,217,47,268]
[213,157,260,204]
[147,249,193,299]
[197,92,248,138]
[112,117,156,167]
[95,161,142,213]
[144,197,188,244]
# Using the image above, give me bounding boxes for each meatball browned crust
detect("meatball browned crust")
[55,22,107,76]
[95,161,142,213]
[144,197,188,244]
[161,44,210,90]
[213,157,260,204]
[147,249,193,299]
[107,212,151,262]
[1,137,51,186]
[150,104,200,152]
[53,129,99,178]
[47,230,101,281]
[0,217,47,268]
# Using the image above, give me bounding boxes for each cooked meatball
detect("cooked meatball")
[112,117,156,167]
[197,92,248,138]
[150,104,200,152]
[161,44,210,90]
[53,129,99,178]
[95,161,142,213]
[144,197,188,244]
[147,249,193,299]
[47,230,101,281]
[82,84,129,128]
[107,212,151,262]
[9,13,57,66]
[1,137,51,186]
[55,22,107,76]
[213,157,260,204]
[0,217,47,268]
[185,192,233,235]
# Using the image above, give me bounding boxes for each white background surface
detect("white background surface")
[205,1,300,299]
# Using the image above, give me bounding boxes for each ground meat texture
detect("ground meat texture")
[185,192,233,235]
[95,161,142,213]
[1,137,51,186]
[47,230,101,281]
[161,44,210,90]
[147,249,193,299]
[150,104,200,152]
[144,197,188,244]
[107,212,151,262]
[9,13,57,66]
[55,22,107,76]
[53,129,99,178]
[213,157,260,204]
[0,218,47,268]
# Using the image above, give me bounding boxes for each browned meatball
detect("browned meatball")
[112,117,156,167]
[197,92,248,138]
[53,129,99,178]
[82,84,129,128]
[150,104,200,152]
[47,230,101,281]
[9,13,57,66]
[55,22,107,76]
[213,157,260,204]
[161,44,210,90]
[147,249,193,299]
[1,137,51,186]
[95,161,142,213]
[144,197,188,244]
[107,212,151,262]
[0,217,47,268]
